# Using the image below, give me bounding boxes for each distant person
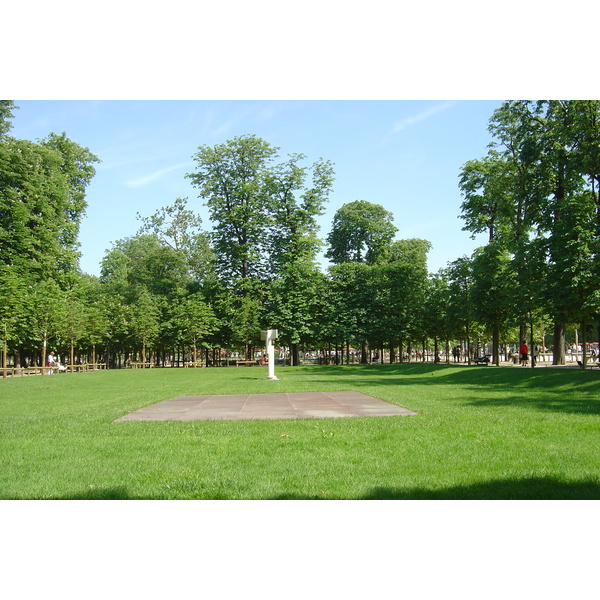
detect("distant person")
[520,341,528,366]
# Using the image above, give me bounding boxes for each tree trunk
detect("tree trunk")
[466,327,471,365]
[361,341,368,364]
[529,320,535,368]
[389,344,396,364]
[582,318,588,368]
[493,325,500,366]
[290,343,299,366]
[519,323,527,349]
[552,322,566,365]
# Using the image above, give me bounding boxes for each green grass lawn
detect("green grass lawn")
[2,363,600,499]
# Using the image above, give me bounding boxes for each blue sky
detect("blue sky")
[9,99,500,276]
[5,3,596,279]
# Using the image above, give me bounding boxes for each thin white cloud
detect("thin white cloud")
[391,102,455,133]
[124,162,191,188]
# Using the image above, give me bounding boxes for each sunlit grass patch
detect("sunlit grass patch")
[1,363,600,499]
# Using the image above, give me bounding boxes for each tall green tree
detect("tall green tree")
[129,289,161,365]
[388,238,432,271]
[471,243,515,365]
[325,200,397,265]
[0,123,99,282]
[371,260,428,363]
[0,264,28,370]
[263,260,325,365]
[24,279,65,368]
[543,190,600,366]
[100,234,189,300]
[538,100,600,365]
[459,152,513,244]
[325,263,376,363]
[176,292,219,365]
[422,271,451,363]
[265,154,334,274]
[187,135,334,356]
[446,257,478,364]
[186,134,278,282]
[136,197,215,283]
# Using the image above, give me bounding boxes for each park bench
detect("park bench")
[234,360,258,367]
[474,355,490,366]
[2,364,106,377]
[2,366,61,376]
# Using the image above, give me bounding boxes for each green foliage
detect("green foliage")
[101,234,188,299]
[266,155,334,272]
[129,289,161,355]
[264,260,325,350]
[187,134,279,281]
[0,265,27,340]
[325,200,397,265]
[136,197,215,283]
[187,135,334,284]
[445,256,480,355]
[176,292,219,349]
[422,270,451,347]
[0,117,99,292]
[0,100,18,137]
[325,262,374,347]
[388,238,431,271]
[459,100,600,362]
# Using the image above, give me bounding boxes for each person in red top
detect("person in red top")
[520,341,529,366]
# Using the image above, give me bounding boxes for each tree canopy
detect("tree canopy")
[325,200,397,265]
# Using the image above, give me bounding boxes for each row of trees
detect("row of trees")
[2,100,599,370]
[457,100,600,367]
[1,101,101,369]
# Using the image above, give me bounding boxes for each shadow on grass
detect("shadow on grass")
[298,363,600,416]
[51,487,131,500]
[42,477,600,500]
[272,476,600,500]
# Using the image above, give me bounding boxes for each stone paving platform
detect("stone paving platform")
[115,391,418,422]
